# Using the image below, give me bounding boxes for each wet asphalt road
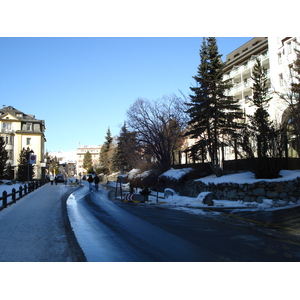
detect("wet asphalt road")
[70,186,300,262]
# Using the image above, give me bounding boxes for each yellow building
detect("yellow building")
[0,105,46,179]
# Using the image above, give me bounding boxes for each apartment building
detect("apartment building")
[47,151,77,176]
[223,37,300,159]
[76,144,101,176]
[0,105,46,179]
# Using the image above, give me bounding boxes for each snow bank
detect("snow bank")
[196,170,300,184]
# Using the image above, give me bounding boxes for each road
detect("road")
[68,184,300,262]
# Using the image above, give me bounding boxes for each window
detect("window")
[278,53,282,64]
[2,122,12,131]
[279,74,283,86]
[287,42,292,54]
[8,150,13,160]
[26,138,31,145]
[26,123,32,131]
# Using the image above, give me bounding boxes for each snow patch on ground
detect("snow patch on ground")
[109,169,300,214]
[196,170,300,184]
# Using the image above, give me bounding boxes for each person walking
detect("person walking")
[94,175,100,190]
[50,174,55,185]
[88,175,93,190]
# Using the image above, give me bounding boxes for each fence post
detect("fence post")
[19,186,23,198]
[2,191,7,207]
[12,188,16,203]
[24,184,27,195]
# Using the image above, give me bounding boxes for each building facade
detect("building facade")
[47,151,77,177]
[179,37,300,165]
[223,37,300,160]
[0,105,46,179]
[76,144,101,176]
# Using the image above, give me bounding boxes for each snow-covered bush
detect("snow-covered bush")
[158,168,198,191]
[126,168,162,189]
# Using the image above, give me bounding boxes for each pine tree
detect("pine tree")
[250,58,273,158]
[112,122,141,171]
[185,37,243,176]
[83,151,93,173]
[99,128,114,174]
[0,136,8,178]
[16,147,35,182]
[245,58,283,178]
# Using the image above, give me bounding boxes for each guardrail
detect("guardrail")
[0,179,48,211]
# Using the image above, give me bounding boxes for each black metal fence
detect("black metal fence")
[0,179,49,211]
[172,158,300,174]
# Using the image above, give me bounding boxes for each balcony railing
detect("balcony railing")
[227,51,269,79]
[0,129,15,134]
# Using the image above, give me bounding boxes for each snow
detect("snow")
[160,167,194,180]
[111,169,300,214]
[196,169,300,184]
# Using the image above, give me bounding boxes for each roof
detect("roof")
[0,105,45,125]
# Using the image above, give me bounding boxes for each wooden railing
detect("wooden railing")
[0,179,48,211]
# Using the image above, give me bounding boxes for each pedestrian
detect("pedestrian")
[94,175,100,190]
[88,175,93,190]
[54,175,58,185]
[50,174,55,185]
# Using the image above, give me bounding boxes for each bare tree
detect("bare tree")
[127,94,188,171]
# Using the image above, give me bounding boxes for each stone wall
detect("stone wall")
[178,177,300,203]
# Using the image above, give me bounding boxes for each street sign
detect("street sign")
[29,154,36,164]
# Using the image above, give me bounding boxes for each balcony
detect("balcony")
[227,51,270,79]
[1,129,15,134]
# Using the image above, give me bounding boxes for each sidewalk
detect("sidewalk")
[0,183,85,262]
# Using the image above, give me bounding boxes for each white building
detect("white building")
[76,144,101,176]
[180,37,300,164]
[223,37,300,159]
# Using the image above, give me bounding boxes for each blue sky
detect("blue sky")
[0,37,253,152]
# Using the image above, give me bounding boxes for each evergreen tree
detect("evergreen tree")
[243,58,284,178]
[185,37,243,176]
[83,151,93,173]
[112,122,141,171]
[4,162,13,180]
[0,136,8,178]
[99,128,114,174]
[16,147,35,182]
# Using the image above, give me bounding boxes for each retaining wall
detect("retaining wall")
[179,177,300,203]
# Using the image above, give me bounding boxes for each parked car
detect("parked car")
[56,174,64,182]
